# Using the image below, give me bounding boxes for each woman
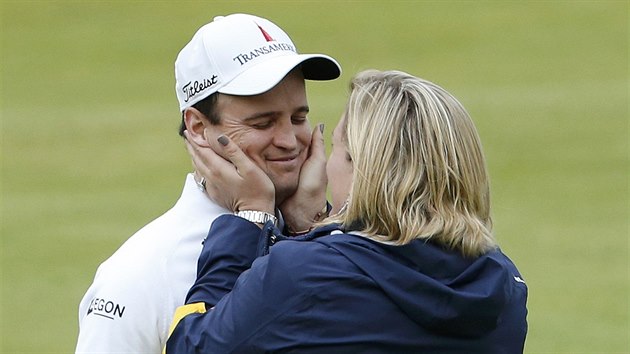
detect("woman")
[166,70,528,353]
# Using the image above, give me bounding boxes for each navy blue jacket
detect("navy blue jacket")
[167,215,528,353]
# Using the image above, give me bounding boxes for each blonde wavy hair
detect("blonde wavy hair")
[328,70,496,258]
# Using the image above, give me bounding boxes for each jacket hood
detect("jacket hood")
[312,228,514,338]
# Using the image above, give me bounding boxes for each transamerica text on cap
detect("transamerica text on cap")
[232,43,296,65]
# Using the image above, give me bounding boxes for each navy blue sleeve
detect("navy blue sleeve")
[185,214,268,306]
[167,241,313,353]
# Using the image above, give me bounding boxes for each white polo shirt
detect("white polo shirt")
[76,173,228,353]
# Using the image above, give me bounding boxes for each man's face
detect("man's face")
[212,70,311,204]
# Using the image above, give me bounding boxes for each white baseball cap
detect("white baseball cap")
[175,13,342,111]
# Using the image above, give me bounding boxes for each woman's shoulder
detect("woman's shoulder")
[273,228,375,253]
[269,232,343,259]
[264,231,365,274]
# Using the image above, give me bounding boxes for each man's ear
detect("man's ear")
[183,107,212,147]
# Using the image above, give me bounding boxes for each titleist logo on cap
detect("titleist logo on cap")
[182,75,218,103]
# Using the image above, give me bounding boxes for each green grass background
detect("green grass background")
[1,1,627,352]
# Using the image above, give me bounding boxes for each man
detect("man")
[75,13,341,353]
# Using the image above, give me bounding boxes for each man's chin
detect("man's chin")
[272,181,299,205]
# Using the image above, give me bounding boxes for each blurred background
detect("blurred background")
[1,1,627,352]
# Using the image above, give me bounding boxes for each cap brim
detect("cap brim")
[218,54,341,96]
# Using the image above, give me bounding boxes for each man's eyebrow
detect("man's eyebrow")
[242,106,310,121]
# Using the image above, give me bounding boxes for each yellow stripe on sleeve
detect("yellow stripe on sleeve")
[163,302,207,354]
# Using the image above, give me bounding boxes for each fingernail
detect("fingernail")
[217,135,229,146]
[319,123,325,133]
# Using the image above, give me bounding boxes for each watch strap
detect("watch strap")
[235,210,278,226]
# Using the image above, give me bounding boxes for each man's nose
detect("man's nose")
[272,119,299,149]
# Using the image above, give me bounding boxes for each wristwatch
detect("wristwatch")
[235,210,278,226]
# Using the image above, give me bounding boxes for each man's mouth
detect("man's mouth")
[267,154,299,162]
